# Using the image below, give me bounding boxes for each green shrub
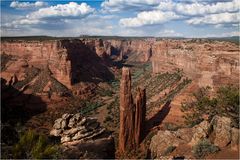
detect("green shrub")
[181,85,239,128]
[192,139,219,158]
[163,146,176,156]
[105,115,112,122]
[13,130,60,159]
[164,123,180,131]
[216,85,239,128]
[80,101,102,115]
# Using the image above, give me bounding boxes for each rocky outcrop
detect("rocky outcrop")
[50,113,106,143]
[119,67,146,153]
[50,113,115,159]
[150,116,239,158]
[62,136,115,159]
[211,116,232,147]
[189,121,211,146]
[150,128,193,158]
[231,128,239,151]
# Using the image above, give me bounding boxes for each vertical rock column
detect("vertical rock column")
[135,87,146,146]
[119,67,135,153]
[118,67,147,154]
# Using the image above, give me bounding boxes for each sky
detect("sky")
[1,0,239,37]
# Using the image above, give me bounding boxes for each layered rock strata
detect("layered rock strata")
[50,113,106,143]
[119,67,146,153]
[1,39,113,90]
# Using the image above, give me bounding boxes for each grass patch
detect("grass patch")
[163,146,176,156]
[192,139,219,158]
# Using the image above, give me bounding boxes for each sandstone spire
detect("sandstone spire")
[135,87,146,146]
[118,67,146,154]
[119,67,135,153]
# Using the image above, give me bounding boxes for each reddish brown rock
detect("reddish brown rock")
[119,67,135,153]
[118,67,146,154]
[135,87,146,146]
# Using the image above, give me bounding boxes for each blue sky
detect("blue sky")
[1,0,239,37]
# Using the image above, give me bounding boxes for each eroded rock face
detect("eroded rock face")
[150,116,239,158]
[119,67,147,153]
[189,121,211,146]
[211,116,232,147]
[62,136,115,159]
[119,67,135,153]
[150,129,189,158]
[1,39,114,90]
[135,87,146,146]
[50,113,106,143]
[50,113,115,159]
[151,40,239,91]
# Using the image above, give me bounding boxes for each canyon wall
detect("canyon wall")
[107,39,153,62]
[151,40,239,90]
[1,39,113,89]
[1,41,71,88]
[1,38,238,92]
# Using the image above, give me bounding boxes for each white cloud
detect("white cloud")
[27,2,95,19]
[4,2,95,27]
[101,0,161,12]
[120,10,181,27]
[156,0,239,16]
[10,1,47,9]
[186,12,239,25]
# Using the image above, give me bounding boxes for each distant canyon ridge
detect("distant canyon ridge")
[1,38,238,94]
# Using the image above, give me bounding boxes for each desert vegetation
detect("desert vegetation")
[192,139,219,158]
[5,130,60,159]
[181,85,239,128]
[1,53,14,71]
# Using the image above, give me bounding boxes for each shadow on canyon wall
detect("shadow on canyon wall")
[1,78,47,126]
[61,40,114,84]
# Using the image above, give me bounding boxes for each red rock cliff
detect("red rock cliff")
[1,39,114,89]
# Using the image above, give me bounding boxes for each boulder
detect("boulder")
[53,118,63,129]
[211,116,231,147]
[68,113,81,128]
[61,136,71,143]
[50,129,62,137]
[231,128,239,151]
[176,128,193,142]
[77,117,87,126]
[150,130,186,158]
[61,119,68,129]
[62,136,115,159]
[189,121,211,146]
[50,114,107,144]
